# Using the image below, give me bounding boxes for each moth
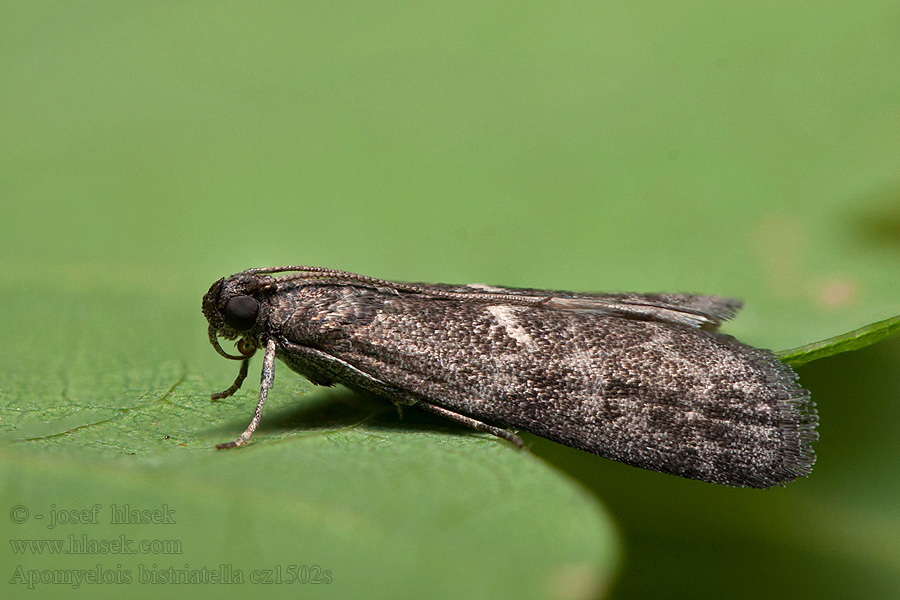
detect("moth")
[202,266,817,488]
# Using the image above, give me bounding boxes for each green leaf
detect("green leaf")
[778,315,900,367]
[0,287,616,600]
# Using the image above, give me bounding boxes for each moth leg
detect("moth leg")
[416,401,524,449]
[211,357,250,400]
[216,338,276,450]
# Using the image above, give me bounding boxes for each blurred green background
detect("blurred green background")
[2,2,899,599]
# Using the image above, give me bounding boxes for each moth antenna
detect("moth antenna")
[259,267,554,306]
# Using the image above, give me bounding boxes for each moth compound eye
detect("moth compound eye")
[223,296,260,331]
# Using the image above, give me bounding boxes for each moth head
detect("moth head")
[202,273,275,359]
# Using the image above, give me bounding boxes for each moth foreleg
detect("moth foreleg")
[211,357,250,400]
[216,338,277,450]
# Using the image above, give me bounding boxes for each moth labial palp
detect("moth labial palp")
[201,265,818,488]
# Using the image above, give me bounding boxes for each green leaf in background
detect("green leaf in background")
[2,2,899,599]
[778,314,900,367]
